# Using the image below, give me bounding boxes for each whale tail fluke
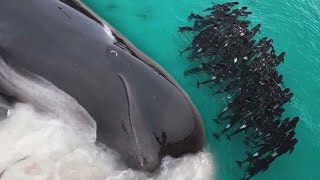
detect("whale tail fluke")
[213,118,220,124]
[213,133,220,140]
[226,135,231,141]
[197,81,200,88]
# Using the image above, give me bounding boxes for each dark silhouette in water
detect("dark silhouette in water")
[179,1,299,179]
[178,26,193,33]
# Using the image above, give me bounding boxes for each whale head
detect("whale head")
[0,0,205,172]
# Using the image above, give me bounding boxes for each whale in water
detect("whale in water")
[0,0,204,172]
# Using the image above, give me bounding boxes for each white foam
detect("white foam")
[0,104,214,180]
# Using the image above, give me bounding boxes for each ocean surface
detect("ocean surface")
[82,0,320,180]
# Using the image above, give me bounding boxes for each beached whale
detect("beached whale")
[0,0,204,172]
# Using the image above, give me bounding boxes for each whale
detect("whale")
[0,0,204,172]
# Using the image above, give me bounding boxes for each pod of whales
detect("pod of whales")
[180,2,299,180]
[0,0,204,172]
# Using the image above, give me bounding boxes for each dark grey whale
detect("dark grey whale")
[0,0,204,172]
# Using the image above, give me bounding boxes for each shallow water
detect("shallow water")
[82,0,320,179]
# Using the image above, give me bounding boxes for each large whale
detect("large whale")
[0,0,204,172]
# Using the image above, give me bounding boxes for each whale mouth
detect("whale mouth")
[117,73,149,170]
[113,69,204,172]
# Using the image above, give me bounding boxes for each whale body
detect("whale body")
[0,0,204,172]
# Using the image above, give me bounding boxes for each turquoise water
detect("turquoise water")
[82,0,320,179]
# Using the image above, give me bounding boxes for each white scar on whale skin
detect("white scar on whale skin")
[103,25,116,41]
[0,56,97,143]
